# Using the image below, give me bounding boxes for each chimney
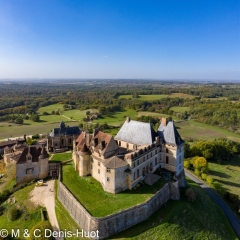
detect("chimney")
[86,133,89,147]
[161,118,167,126]
[93,128,99,136]
[126,117,131,123]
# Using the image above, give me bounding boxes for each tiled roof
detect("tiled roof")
[0,140,17,148]
[115,119,156,145]
[158,121,184,146]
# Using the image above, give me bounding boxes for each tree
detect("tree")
[15,116,23,124]
[30,114,40,122]
[194,157,208,173]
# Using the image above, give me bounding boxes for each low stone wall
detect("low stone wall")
[58,179,179,239]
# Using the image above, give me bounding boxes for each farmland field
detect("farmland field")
[175,120,240,142]
[170,106,190,113]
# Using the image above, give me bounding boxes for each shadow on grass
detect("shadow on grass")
[209,170,231,179]
[218,179,240,188]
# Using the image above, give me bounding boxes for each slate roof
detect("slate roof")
[17,146,48,164]
[115,119,156,145]
[104,156,128,169]
[157,121,184,146]
[49,122,81,137]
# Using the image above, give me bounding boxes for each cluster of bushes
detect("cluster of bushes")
[0,190,11,204]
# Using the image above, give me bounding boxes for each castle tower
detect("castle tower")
[78,143,90,176]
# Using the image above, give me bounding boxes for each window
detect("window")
[106,168,111,173]
[166,156,169,164]
[28,156,31,161]
[62,139,64,145]
[134,172,135,180]
[137,169,139,178]
[55,143,57,147]
[26,168,32,174]
[137,160,139,165]
[150,163,153,171]
[107,177,110,182]
[166,148,168,153]
[91,157,94,163]
[98,162,100,166]
[155,157,157,165]
[119,141,121,146]
[69,138,71,144]
[150,152,152,157]
[155,149,157,154]
[143,156,145,162]
[98,169,100,174]
[133,162,135,168]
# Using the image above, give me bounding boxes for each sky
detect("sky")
[0,0,239,80]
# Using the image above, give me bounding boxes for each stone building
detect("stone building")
[47,121,81,153]
[16,146,49,184]
[72,117,185,194]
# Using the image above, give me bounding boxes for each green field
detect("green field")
[110,178,237,240]
[94,108,136,125]
[37,103,64,114]
[0,121,80,140]
[62,162,165,217]
[170,106,190,113]
[203,97,228,101]
[175,120,240,142]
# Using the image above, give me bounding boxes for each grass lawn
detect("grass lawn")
[170,106,190,113]
[208,156,240,201]
[175,120,240,142]
[110,178,237,240]
[50,152,72,162]
[62,162,165,217]
[0,183,42,237]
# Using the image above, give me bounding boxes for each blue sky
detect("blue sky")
[0,0,239,80]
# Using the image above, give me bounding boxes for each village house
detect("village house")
[72,117,185,193]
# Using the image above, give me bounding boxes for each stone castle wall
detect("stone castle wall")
[58,178,180,239]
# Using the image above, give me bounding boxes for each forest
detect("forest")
[0,80,240,135]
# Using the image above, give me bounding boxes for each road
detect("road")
[185,170,240,239]
[29,180,63,240]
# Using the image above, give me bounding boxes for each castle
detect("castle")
[73,117,185,193]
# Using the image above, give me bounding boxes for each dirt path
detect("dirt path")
[29,180,63,240]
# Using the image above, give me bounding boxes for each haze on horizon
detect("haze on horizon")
[0,0,239,80]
